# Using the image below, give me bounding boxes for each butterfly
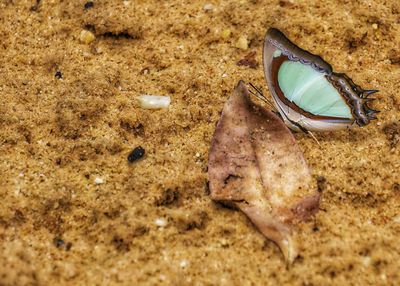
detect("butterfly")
[262,28,379,132]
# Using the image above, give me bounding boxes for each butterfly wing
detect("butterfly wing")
[278,60,352,118]
[263,28,377,132]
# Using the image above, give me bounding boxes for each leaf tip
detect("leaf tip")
[279,235,298,265]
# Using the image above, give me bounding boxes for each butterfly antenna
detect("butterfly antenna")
[248,82,276,111]
[307,130,321,147]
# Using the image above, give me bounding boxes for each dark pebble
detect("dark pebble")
[53,237,65,248]
[66,242,73,251]
[128,146,145,163]
[30,0,41,11]
[55,71,62,79]
[316,176,327,192]
[84,1,94,9]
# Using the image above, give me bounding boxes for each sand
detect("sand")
[0,0,399,285]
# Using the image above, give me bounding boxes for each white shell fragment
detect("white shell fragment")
[138,95,171,109]
[154,218,168,227]
[94,177,104,184]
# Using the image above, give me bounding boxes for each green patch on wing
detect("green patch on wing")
[278,60,352,118]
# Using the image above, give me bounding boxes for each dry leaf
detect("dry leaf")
[236,51,259,69]
[208,81,320,263]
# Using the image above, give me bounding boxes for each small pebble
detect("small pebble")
[154,218,168,227]
[362,256,371,267]
[94,177,104,184]
[84,1,94,9]
[220,239,229,247]
[393,215,400,223]
[179,260,188,268]
[220,29,231,40]
[203,3,214,12]
[80,30,96,44]
[236,35,248,50]
[55,71,62,79]
[372,23,378,29]
[128,146,145,163]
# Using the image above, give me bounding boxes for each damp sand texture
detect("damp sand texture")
[0,1,399,285]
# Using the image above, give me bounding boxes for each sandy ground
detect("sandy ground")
[0,0,399,285]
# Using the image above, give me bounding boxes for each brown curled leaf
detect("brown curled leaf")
[208,81,320,263]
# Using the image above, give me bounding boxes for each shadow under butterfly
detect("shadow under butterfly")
[262,28,379,132]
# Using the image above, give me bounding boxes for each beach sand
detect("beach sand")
[0,0,399,285]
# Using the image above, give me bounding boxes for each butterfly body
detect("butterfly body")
[263,28,378,132]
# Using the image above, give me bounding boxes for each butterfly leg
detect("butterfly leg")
[247,82,276,111]
[307,130,321,147]
[294,119,322,147]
